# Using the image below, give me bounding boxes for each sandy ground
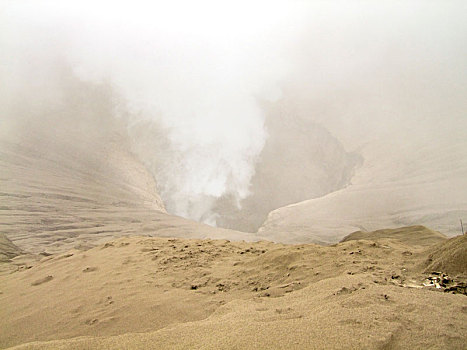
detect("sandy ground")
[258,136,467,243]
[1,226,466,349]
[0,131,252,256]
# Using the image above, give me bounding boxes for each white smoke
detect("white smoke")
[2,1,466,227]
[1,1,307,223]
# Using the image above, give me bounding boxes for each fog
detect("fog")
[1,1,466,232]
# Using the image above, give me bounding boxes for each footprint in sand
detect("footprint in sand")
[82,266,98,273]
[85,318,98,325]
[31,275,53,286]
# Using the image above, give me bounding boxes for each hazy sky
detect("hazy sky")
[1,1,466,224]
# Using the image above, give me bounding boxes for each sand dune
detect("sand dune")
[341,225,448,247]
[1,226,465,349]
[423,234,467,276]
